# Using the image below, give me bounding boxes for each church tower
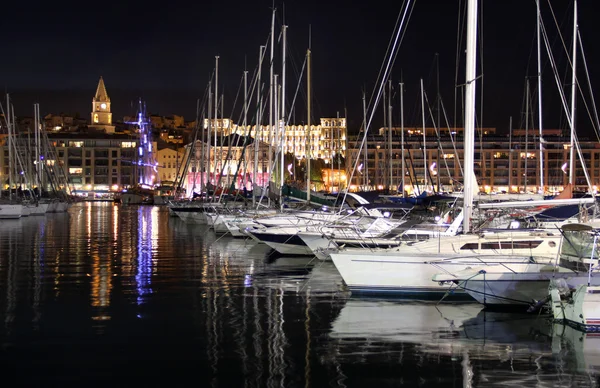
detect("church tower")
[89,76,115,133]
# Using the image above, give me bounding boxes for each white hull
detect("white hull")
[0,204,23,219]
[21,205,31,217]
[330,251,474,297]
[262,240,314,256]
[551,284,600,332]
[28,203,49,215]
[329,229,562,298]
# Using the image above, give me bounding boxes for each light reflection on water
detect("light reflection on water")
[0,202,599,386]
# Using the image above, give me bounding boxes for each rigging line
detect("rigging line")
[285,56,307,126]
[539,19,592,192]
[438,98,463,178]
[364,0,415,118]
[228,72,244,120]
[576,31,600,140]
[345,0,413,208]
[423,90,454,190]
[453,0,467,131]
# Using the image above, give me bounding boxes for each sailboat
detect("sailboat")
[327,0,488,299]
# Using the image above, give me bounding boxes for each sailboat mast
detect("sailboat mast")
[254,45,265,207]
[420,78,426,195]
[362,92,368,190]
[268,7,275,204]
[280,24,287,206]
[207,81,212,195]
[463,0,478,233]
[306,47,311,203]
[400,81,405,197]
[214,56,219,195]
[568,0,578,186]
[6,94,13,200]
[34,103,39,191]
[332,111,337,192]
[243,70,248,190]
[508,116,513,191]
[388,80,393,192]
[525,79,530,193]
[536,0,544,194]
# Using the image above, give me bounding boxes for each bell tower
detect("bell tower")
[90,76,115,133]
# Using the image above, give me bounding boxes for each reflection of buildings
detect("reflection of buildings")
[348,127,600,194]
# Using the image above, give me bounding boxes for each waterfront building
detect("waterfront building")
[203,117,347,162]
[156,146,185,183]
[179,134,271,196]
[347,126,600,194]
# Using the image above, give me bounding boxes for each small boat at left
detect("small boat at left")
[0,202,23,219]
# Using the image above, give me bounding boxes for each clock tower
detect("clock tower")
[89,76,115,133]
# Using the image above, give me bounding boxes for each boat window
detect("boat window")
[460,241,543,250]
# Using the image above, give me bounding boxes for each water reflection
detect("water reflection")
[1,204,600,386]
[325,298,600,386]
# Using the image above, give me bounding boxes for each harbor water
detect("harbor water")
[0,202,599,387]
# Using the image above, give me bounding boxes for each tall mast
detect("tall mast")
[362,92,368,189]
[388,80,393,192]
[332,112,336,192]
[463,0,478,233]
[207,80,212,194]
[268,7,276,203]
[34,103,40,191]
[280,24,287,205]
[6,94,13,200]
[525,79,530,193]
[254,46,265,207]
[198,98,205,195]
[306,46,311,203]
[214,56,219,194]
[400,81,405,197]
[420,78,426,195]
[568,0,578,185]
[536,0,544,193]
[243,69,248,189]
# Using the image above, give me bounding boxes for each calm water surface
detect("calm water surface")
[0,202,599,387]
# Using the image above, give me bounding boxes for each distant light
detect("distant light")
[383,211,391,218]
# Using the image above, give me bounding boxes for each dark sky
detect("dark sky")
[1,0,598,135]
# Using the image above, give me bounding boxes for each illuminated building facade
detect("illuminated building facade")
[156,147,185,184]
[89,76,115,134]
[348,127,600,194]
[44,131,156,197]
[180,134,271,196]
[203,117,347,162]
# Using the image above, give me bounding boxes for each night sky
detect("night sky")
[1,0,599,135]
